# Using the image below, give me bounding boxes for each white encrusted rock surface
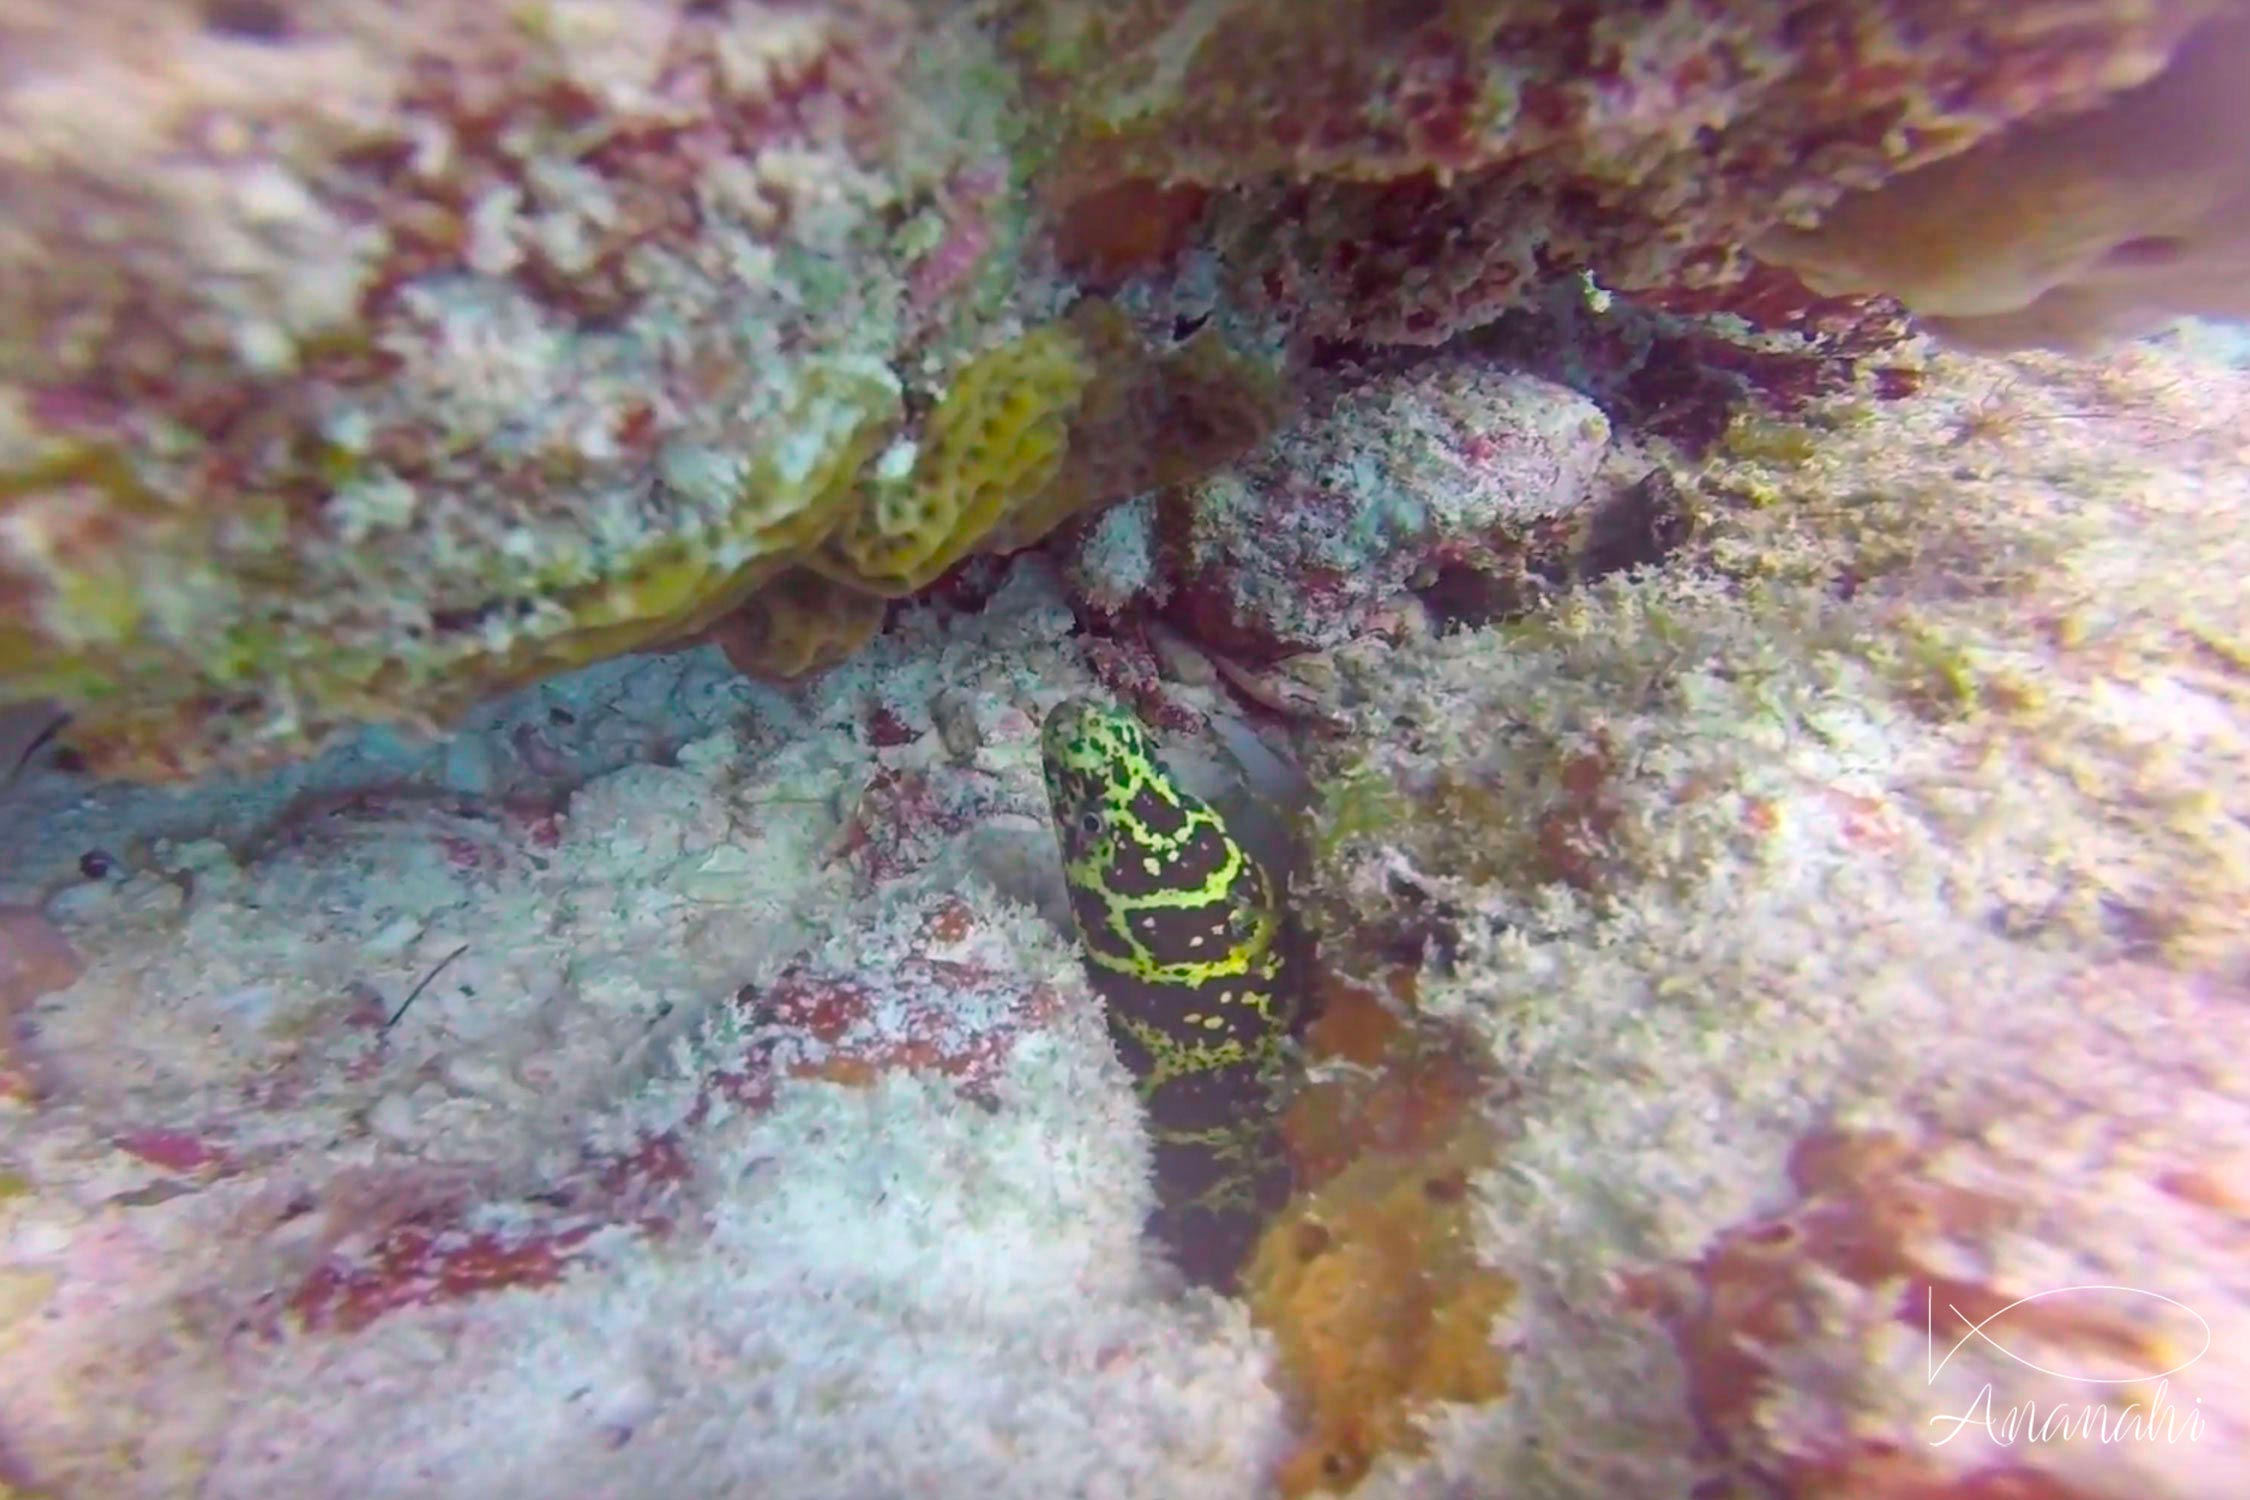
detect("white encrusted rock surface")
[0,568,1288,1498]
[0,331,2247,1499]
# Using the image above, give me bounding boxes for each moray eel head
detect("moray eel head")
[1041,695,1166,867]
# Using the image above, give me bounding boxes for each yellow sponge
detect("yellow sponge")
[827,324,1096,595]
[822,302,1282,600]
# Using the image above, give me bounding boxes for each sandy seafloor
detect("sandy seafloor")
[1,327,2249,1499]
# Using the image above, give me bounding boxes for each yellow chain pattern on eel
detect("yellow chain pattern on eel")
[1041,696,1295,1278]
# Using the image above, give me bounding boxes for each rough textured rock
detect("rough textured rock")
[0,0,2238,778]
[0,569,1293,1498]
[1761,7,2250,351]
[1282,337,2250,1497]
[1070,357,1614,658]
[0,304,2246,1496]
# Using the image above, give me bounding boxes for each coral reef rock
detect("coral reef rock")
[1,0,2236,777]
[0,294,2245,1495]
[1282,337,2250,1497]
[1151,358,1612,658]
[1761,7,2250,351]
[0,568,1293,1498]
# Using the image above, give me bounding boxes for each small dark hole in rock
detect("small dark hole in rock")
[1422,1172,1468,1203]
[1412,559,1534,632]
[204,0,291,40]
[1580,468,1691,582]
[1293,1221,1333,1261]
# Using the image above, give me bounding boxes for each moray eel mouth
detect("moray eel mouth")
[1041,695,1296,1288]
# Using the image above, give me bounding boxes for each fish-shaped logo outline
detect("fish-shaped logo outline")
[1926,1284,2211,1387]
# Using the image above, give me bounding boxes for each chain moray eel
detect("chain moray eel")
[1041,696,1297,1287]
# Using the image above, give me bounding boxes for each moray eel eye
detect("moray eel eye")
[1078,809,1104,836]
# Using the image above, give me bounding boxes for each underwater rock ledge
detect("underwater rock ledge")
[2,0,2242,778]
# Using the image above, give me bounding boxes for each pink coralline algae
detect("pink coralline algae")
[1073,631,1211,737]
[718,898,1068,1109]
[1622,968,2250,1500]
[289,1216,619,1335]
[281,894,1069,1335]
[905,159,1009,318]
[1028,0,2233,342]
[835,766,1008,885]
[112,1129,233,1176]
